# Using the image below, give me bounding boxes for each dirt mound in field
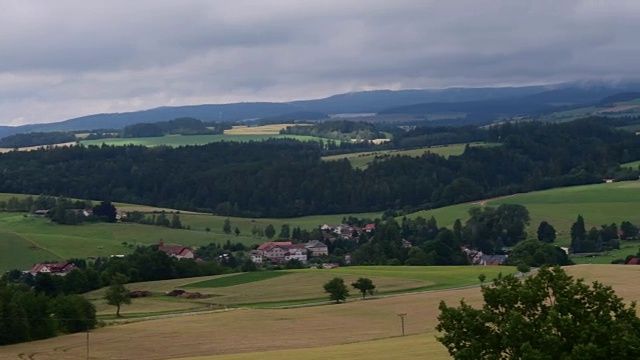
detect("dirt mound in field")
[165,289,211,299]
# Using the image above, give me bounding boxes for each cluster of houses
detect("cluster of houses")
[248,223,379,265]
[319,223,375,241]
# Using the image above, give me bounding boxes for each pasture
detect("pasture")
[85,266,514,317]
[1,265,637,360]
[322,142,497,169]
[0,192,379,272]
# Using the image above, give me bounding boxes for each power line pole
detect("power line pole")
[397,313,407,336]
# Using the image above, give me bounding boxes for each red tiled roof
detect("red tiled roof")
[29,262,76,274]
[257,242,292,251]
[628,258,640,265]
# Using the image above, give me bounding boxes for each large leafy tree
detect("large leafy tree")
[351,277,376,299]
[570,215,586,253]
[436,267,640,359]
[104,273,131,317]
[323,277,349,303]
[536,221,556,243]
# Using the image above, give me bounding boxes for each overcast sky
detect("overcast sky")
[1,0,639,125]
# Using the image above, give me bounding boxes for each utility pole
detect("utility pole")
[397,313,407,336]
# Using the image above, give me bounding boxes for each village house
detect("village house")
[363,223,376,232]
[257,241,308,263]
[304,240,329,257]
[248,250,265,264]
[28,261,76,276]
[284,244,308,262]
[158,240,195,259]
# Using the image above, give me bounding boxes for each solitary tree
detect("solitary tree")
[234,227,240,236]
[323,277,349,303]
[223,218,231,235]
[279,224,290,239]
[351,277,376,299]
[570,215,586,253]
[536,221,556,243]
[92,201,117,223]
[104,274,131,317]
[264,224,276,239]
[436,266,640,359]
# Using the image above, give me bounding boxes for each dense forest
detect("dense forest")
[0,131,76,148]
[0,119,637,217]
[0,278,95,345]
[121,117,230,138]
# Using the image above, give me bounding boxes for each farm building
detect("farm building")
[28,261,76,276]
[158,240,195,259]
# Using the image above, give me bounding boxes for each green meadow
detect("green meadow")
[322,142,498,169]
[80,134,334,147]
[0,199,379,272]
[408,181,640,264]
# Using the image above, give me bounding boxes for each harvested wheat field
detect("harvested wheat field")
[1,265,639,360]
[223,124,297,135]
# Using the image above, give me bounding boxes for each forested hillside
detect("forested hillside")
[0,119,636,217]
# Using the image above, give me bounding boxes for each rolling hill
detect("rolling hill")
[3,81,640,138]
[0,264,635,360]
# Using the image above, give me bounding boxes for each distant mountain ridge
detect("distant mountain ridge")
[2,81,640,138]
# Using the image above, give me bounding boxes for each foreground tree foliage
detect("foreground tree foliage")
[436,267,640,359]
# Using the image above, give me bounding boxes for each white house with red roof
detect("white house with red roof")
[28,261,76,276]
[158,240,195,260]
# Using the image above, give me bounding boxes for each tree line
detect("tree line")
[0,278,96,345]
[0,119,637,217]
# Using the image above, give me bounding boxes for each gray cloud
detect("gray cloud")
[0,0,639,125]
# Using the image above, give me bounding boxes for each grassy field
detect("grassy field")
[2,264,636,360]
[223,124,299,135]
[322,142,498,169]
[540,98,640,122]
[408,181,640,264]
[184,271,289,288]
[0,192,379,272]
[84,266,514,315]
[622,159,640,170]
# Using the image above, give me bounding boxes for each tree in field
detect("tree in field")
[234,227,240,236]
[536,221,556,243]
[264,224,276,239]
[436,266,640,359]
[620,221,639,240]
[570,215,586,253]
[104,273,131,317]
[279,224,290,239]
[170,214,182,229]
[351,277,376,299]
[223,218,231,235]
[92,201,117,223]
[323,277,349,303]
